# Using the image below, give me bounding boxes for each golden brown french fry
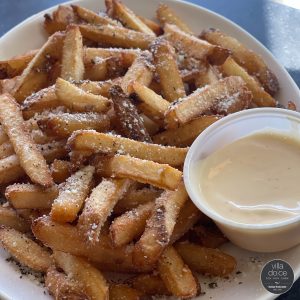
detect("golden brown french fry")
[37,112,110,138]
[0,77,18,94]
[201,28,279,95]
[153,115,219,147]
[158,246,198,298]
[78,178,132,243]
[51,159,71,184]
[79,24,155,49]
[5,184,58,209]
[150,37,185,102]
[110,201,154,247]
[133,182,188,267]
[55,78,112,113]
[50,165,94,223]
[195,64,220,88]
[175,242,236,276]
[0,207,30,232]
[0,226,51,272]
[140,114,160,135]
[68,131,188,167]
[53,251,109,300]
[110,284,142,300]
[157,3,193,34]
[221,56,276,107]
[0,94,53,187]
[37,141,68,163]
[165,76,252,128]
[0,142,14,159]
[0,155,25,184]
[61,25,84,81]
[138,16,163,36]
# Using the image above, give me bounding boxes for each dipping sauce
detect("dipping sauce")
[195,131,300,224]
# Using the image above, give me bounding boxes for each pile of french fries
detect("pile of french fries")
[0,0,289,299]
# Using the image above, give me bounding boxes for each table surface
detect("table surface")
[0,0,299,299]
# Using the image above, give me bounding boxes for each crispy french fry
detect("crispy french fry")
[110,201,154,247]
[0,207,30,232]
[0,155,25,184]
[53,251,109,300]
[175,242,236,276]
[5,184,58,209]
[138,16,162,36]
[195,65,220,88]
[38,141,68,163]
[133,182,188,267]
[0,226,51,272]
[158,246,198,298]
[50,165,94,223]
[0,142,14,159]
[68,131,188,167]
[78,178,132,243]
[165,76,252,128]
[141,114,160,135]
[51,159,71,184]
[110,284,142,300]
[0,77,18,94]
[0,94,53,187]
[61,25,84,81]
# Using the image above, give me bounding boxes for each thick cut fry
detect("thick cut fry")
[78,178,132,243]
[133,182,188,267]
[110,284,142,300]
[158,246,198,298]
[37,141,68,163]
[51,159,71,184]
[141,114,160,135]
[53,251,109,300]
[0,207,30,232]
[175,242,236,276]
[138,16,162,36]
[68,131,188,166]
[0,155,25,184]
[79,24,155,49]
[221,56,276,107]
[5,184,58,209]
[153,115,219,147]
[157,3,193,34]
[150,37,185,102]
[110,85,152,142]
[165,76,252,128]
[50,165,94,223]
[121,51,154,94]
[110,201,154,247]
[0,226,51,272]
[12,32,65,102]
[195,65,220,88]
[201,28,279,95]
[0,142,14,159]
[37,112,110,138]
[0,94,53,187]
[96,155,182,190]
[61,25,84,81]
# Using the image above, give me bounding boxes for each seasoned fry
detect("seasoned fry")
[0,94,53,187]
[50,165,94,223]
[141,114,160,135]
[53,251,109,300]
[138,16,162,36]
[110,284,142,300]
[175,242,236,276]
[0,226,51,272]
[133,182,188,267]
[0,77,18,94]
[158,246,198,298]
[68,131,188,166]
[78,178,132,243]
[0,155,25,184]
[51,159,71,183]
[195,65,220,88]
[38,141,68,163]
[0,207,30,232]
[165,76,252,128]
[0,142,14,159]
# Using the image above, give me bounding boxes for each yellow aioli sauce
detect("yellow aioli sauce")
[195,131,300,224]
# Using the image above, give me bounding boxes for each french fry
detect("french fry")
[55,78,112,113]
[38,141,68,163]
[175,242,236,276]
[0,77,18,94]
[201,28,279,95]
[79,24,155,49]
[138,16,163,36]
[0,226,51,272]
[37,112,110,138]
[12,32,65,102]
[0,207,30,232]
[150,37,185,102]
[195,64,220,88]
[153,115,219,147]
[158,246,198,298]
[53,251,109,300]
[0,155,25,184]
[78,178,132,243]
[0,142,14,159]
[140,114,160,135]
[157,3,193,34]
[0,94,53,187]
[165,76,252,128]
[51,159,71,184]
[221,56,276,107]
[133,182,188,267]
[61,25,84,81]
[68,131,188,167]
[121,51,154,94]
[16,208,50,223]
[96,154,182,190]
[110,284,142,300]
[110,201,154,247]
[50,165,94,223]
[5,184,58,209]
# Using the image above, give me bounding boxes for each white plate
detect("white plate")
[0,1,300,299]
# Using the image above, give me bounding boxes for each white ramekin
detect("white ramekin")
[184,108,300,252]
